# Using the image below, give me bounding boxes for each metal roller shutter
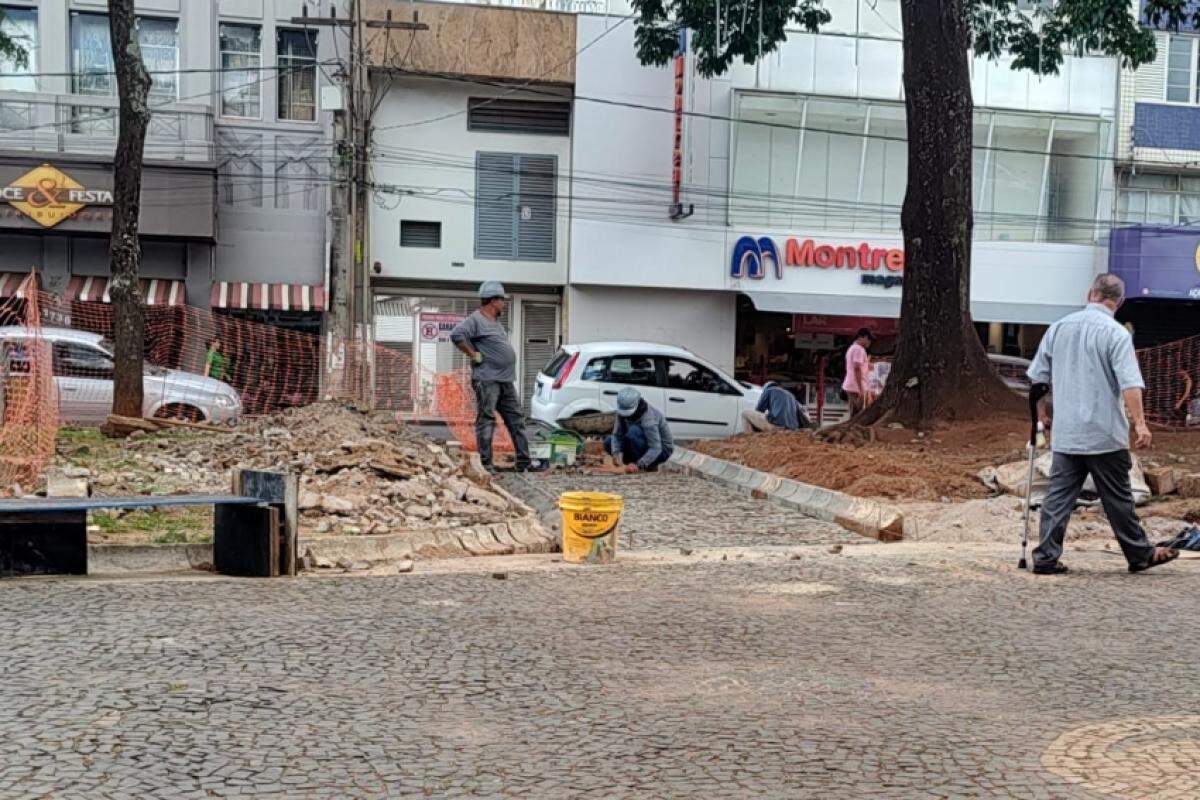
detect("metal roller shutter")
[521,302,559,404]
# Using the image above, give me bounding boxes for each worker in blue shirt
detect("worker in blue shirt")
[743,381,809,431]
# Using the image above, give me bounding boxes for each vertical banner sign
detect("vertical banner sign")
[671,30,686,211]
[418,312,465,343]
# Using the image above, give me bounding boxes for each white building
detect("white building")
[1108,12,1200,347]
[367,2,575,407]
[568,3,1118,391]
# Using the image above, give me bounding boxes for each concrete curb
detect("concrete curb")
[88,543,213,575]
[668,448,904,542]
[85,514,558,575]
[300,514,559,567]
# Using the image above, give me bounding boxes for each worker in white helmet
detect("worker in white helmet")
[449,281,537,472]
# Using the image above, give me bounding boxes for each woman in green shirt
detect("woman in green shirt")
[204,338,229,381]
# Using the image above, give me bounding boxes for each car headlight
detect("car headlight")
[215,394,238,409]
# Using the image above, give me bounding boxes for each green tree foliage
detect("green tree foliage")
[0,9,30,70]
[633,0,1199,77]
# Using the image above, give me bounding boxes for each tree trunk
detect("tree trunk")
[108,0,150,418]
[856,0,1019,428]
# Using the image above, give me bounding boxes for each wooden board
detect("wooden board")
[0,510,87,577]
[214,503,279,578]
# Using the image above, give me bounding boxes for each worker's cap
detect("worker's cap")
[615,387,641,417]
[855,327,874,341]
[478,280,508,300]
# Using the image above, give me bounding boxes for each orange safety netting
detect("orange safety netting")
[431,371,514,453]
[1138,334,1200,429]
[0,276,58,493]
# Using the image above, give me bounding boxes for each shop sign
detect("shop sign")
[0,164,114,228]
[418,312,465,343]
[794,315,899,337]
[731,235,905,288]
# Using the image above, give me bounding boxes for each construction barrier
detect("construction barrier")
[0,277,57,493]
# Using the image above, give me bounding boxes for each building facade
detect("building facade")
[1109,6,1200,346]
[0,0,334,331]
[568,3,1118,400]
[366,1,574,406]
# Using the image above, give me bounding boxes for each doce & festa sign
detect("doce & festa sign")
[0,163,114,228]
[731,236,905,289]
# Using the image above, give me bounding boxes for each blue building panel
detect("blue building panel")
[1141,0,1200,30]
[1133,103,1200,151]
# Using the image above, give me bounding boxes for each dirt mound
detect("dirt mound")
[57,403,525,539]
[690,417,1041,502]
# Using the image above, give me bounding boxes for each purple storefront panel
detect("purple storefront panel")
[1109,226,1200,300]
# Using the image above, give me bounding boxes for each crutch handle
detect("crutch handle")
[1028,383,1050,448]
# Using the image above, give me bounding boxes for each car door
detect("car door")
[53,341,114,424]
[598,354,665,414]
[659,357,740,439]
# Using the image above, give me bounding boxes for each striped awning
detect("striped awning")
[0,272,38,299]
[65,276,186,306]
[211,281,327,312]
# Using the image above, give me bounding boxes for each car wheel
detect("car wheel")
[154,404,205,423]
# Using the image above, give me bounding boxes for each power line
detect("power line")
[385,68,1136,166]
[0,62,341,80]
[370,14,633,134]
[0,63,327,139]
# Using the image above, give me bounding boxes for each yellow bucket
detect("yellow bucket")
[559,492,624,564]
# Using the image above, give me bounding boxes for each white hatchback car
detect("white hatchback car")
[530,342,763,440]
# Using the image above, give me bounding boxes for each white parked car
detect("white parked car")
[530,342,763,440]
[0,326,242,425]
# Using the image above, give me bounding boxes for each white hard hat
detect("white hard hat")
[478,280,508,300]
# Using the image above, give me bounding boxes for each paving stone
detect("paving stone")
[2,470,1196,798]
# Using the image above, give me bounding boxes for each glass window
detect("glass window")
[0,6,36,92]
[1180,194,1200,226]
[70,13,178,101]
[71,12,114,97]
[606,356,658,387]
[664,358,733,394]
[277,29,317,122]
[860,104,906,232]
[138,18,178,102]
[220,23,261,118]
[580,357,607,382]
[1146,192,1176,225]
[797,98,865,231]
[1167,35,1195,103]
[1116,190,1146,224]
[989,113,1054,241]
[53,342,113,379]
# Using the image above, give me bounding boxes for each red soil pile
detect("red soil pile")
[691,416,1031,502]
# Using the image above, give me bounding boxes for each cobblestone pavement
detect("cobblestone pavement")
[498,469,861,550]
[4,463,1200,799]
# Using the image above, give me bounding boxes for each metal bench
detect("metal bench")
[0,469,297,579]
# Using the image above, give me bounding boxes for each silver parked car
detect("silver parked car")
[0,326,242,425]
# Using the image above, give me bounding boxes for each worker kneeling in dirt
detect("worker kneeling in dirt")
[742,381,809,432]
[607,387,674,473]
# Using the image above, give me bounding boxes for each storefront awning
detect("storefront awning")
[745,291,900,318]
[745,292,1076,325]
[211,282,327,312]
[65,276,186,306]
[0,271,38,299]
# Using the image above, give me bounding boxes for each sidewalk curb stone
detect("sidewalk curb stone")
[668,448,904,542]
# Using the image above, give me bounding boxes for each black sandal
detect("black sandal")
[1129,549,1179,574]
[1033,562,1069,575]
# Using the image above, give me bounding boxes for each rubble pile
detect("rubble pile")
[75,403,529,538]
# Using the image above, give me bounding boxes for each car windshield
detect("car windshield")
[96,336,168,376]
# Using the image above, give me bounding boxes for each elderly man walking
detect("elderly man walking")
[1027,273,1177,575]
[450,281,537,473]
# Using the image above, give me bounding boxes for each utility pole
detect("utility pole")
[292,3,426,406]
